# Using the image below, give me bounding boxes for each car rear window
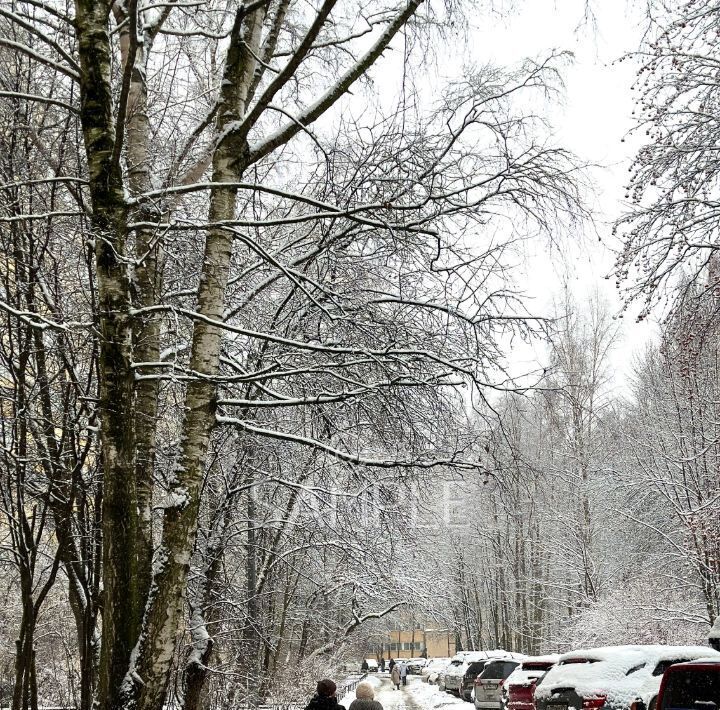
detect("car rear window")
[466,662,486,676]
[522,662,553,671]
[560,658,599,665]
[661,668,720,710]
[480,661,520,680]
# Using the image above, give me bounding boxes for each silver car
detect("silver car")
[474,659,522,710]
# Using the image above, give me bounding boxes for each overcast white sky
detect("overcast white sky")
[361,0,657,390]
[461,0,657,389]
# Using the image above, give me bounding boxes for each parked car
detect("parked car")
[364,658,379,672]
[444,652,486,694]
[504,655,560,710]
[408,658,428,674]
[423,658,452,684]
[460,660,493,701]
[631,647,720,710]
[473,657,525,709]
[654,658,720,710]
[442,656,468,693]
[536,646,717,710]
[445,651,520,697]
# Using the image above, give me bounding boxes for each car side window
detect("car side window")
[626,663,647,676]
[653,660,685,677]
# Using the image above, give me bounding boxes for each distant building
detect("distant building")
[380,628,456,659]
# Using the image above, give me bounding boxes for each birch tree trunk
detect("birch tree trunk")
[73,1,139,706]
[116,7,162,611]
[132,9,266,710]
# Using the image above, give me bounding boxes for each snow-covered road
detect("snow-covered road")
[341,676,467,710]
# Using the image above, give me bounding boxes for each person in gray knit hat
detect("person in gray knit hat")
[349,682,383,710]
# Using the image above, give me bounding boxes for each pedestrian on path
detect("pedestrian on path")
[390,665,401,690]
[398,662,408,686]
[305,679,346,710]
[349,682,383,710]
[388,658,395,673]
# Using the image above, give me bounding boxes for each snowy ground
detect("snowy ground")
[340,676,467,710]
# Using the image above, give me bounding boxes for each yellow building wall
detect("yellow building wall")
[382,629,456,659]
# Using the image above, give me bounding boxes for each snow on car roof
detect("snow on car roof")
[506,668,547,689]
[505,655,560,689]
[424,658,451,667]
[537,645,720,707]
[521,654,561,666]
[635,649,720,706]
[557,645,717,664]
[452,650,525,663]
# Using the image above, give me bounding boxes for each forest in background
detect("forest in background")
[0,0,719,708]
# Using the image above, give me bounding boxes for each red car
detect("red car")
[655,659,720,710]
[505,656,559,710]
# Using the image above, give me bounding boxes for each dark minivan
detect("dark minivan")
[460,661,490,702]
[656,659,720,710]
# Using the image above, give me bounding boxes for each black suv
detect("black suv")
[460,661,489,702]
[656,659,720,710]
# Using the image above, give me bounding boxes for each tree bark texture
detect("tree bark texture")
[73,1,139,707]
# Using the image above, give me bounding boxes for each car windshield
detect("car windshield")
[661,669,720,710]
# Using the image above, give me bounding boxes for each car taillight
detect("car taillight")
[474,677,483,686]
[582,696,607,710]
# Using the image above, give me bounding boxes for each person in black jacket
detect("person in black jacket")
[305,679,346,710]
[710,617,720,652]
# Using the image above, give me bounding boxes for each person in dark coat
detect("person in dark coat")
[388,658,395,673]
[379,658,386,673]
[361,660,369,672]
[305,679,346,710]
[349,682,383,710]
[710,617,720,652]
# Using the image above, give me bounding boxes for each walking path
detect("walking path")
[341,676,466,710]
